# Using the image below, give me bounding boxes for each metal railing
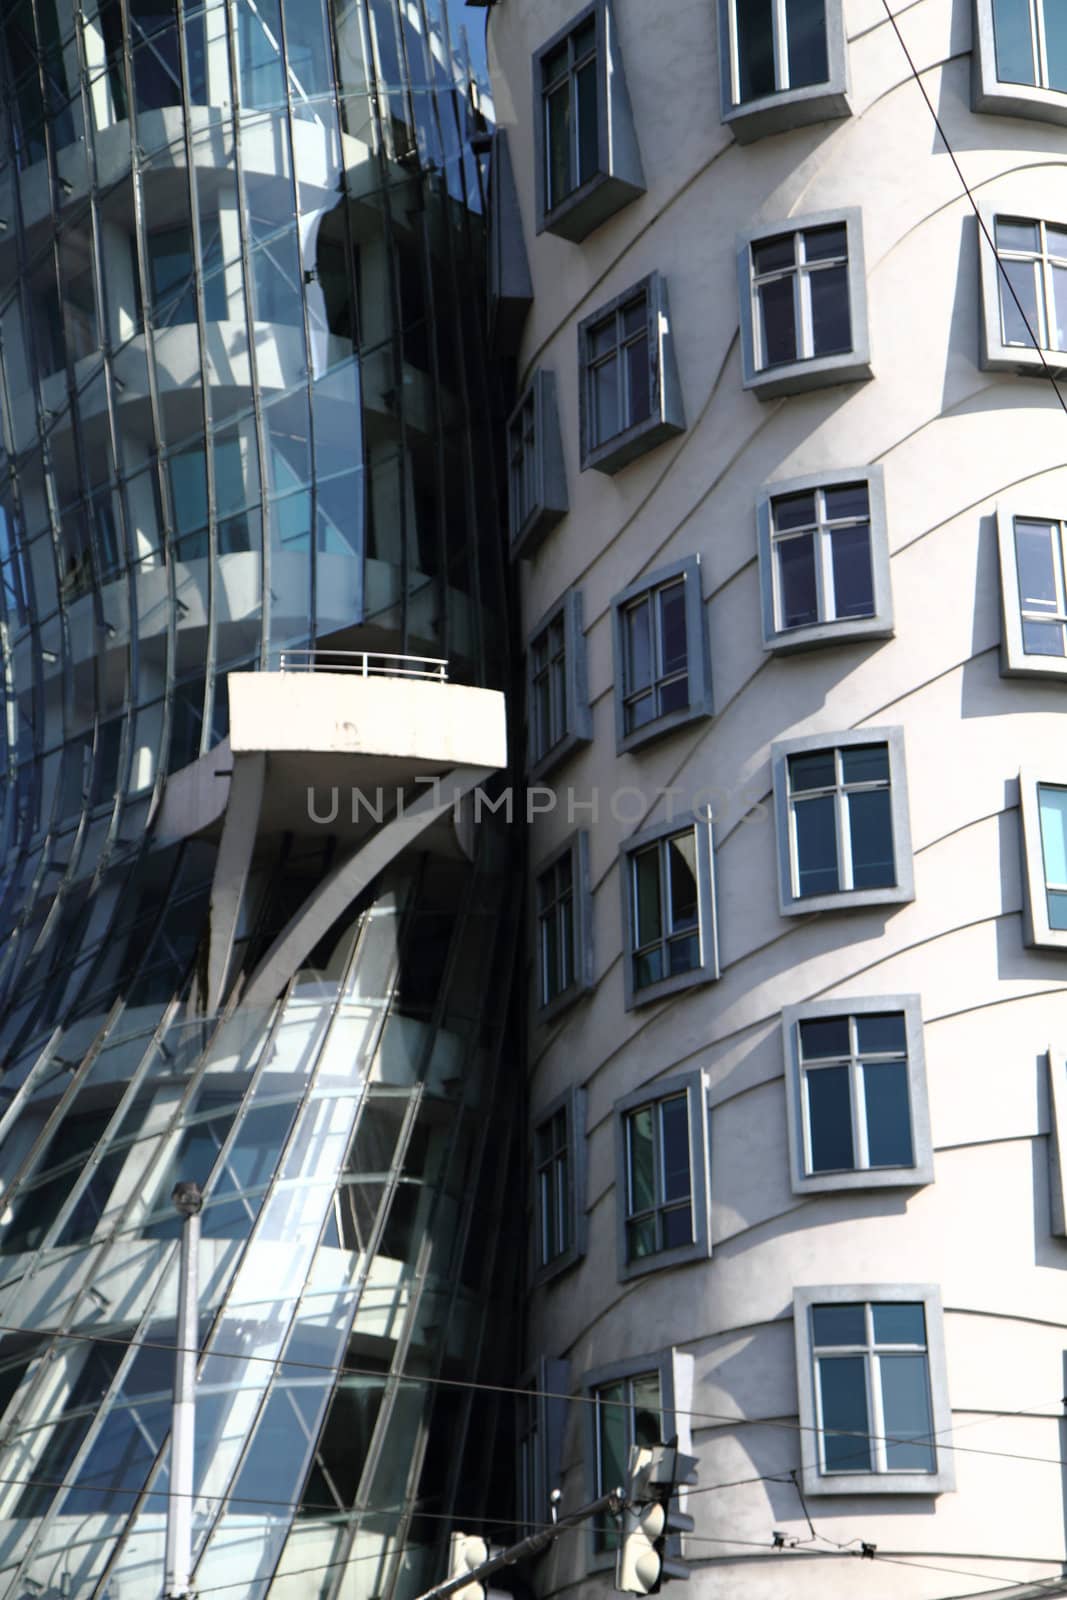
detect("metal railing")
[277,648,449,682]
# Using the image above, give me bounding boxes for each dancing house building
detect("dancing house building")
[0,2,523,1599]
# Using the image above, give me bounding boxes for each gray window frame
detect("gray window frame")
[794,1284,956,1496]
[507,370,568,560]
[532,0,645,243]
[757,466,893,653]
[488,129,533,356]
[527,590,592,780]
[619,813,719,1010]
[717,0,851,143]
[517,1357,570,1537]
[979,206,1067,376]
[781,995,934,1196]
[972,0,1067,126]
[613,1070,711,1281]
[738,209,873,399]
[534,830,594,1019]
[531,1086,586,1284]
[1019,767,1067,950]
[1047,1048,1067,1237]
[582,1348,695,1570]
[996,502,1067,679]
[611,555,712,754]
[771,726,915,916]
[578,273,686,476]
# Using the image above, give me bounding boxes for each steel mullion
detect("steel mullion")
[773,0,788,90]
[815,492,833,621]
[1034,0,1049,87]
[797,234,815,360]
[849,1016,868,1169]
[834,749,854,892]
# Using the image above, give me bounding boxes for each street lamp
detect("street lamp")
[165,1180,202,1600]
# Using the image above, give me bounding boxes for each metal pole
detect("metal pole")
[165,1180,203,1600]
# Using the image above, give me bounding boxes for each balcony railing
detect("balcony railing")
[277,648,449,682]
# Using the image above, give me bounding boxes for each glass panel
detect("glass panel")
[773,491,816,531]
[1052,263,1067,350]
[667,832,698,929]
[785,0,829,88]
[807,1064,854,1171]
[804,225,848,263]
[824,483,869,520]
[778,532,818,627]
[758,275,797,366]
[624,330,651,427]
[1022,617,1066,655]
[625,597,652,692]
[799,1016,850,1058]
[632,1372,662,1444]
[660,1094,690,1203]
[794,793,839,895]
[661,1203,692,1248]
[1044,0,1067,88]
[736,0,776,102]
[1049,888,1067,930]
[633,847,662,953]
[1039,784,1067,886]
[657,582,687,678]
[595,1382,627,1517]
[1015,519,1058,612]
[1049,226,1067,258]
[789,749,835,790]
[818,1354,871,1472]
[626,1106,655,1215]
[752,234,796,274]
[872,1303,926,1344]
[830,524,874,618]
[667,931,699,975]
[812,1304,866,1344]
[841,744,890,784]
[993,0,1038,83]
[863,1061,913,1166]
[545,81,570,210]
[879,1354,935,1470]
[855,1013,906,1053]
[576,56,599,186]
[1000,256,1040,346]
[996,217,1040,251]
[592,353,619,445]
[848,789,895,888]
[809,262,851,354]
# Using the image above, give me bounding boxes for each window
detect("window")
[1047,1049,1067,1237]
[583,1350,694,1562]
[621,815,718,1008]
[794,1286,955,1495]
[611,557,711,751]
[517,1358,570,1535]
[772,728,915,915]
[534,1,645,242]
[1020,771,1067,948]
[507,371,568,558]
[996,506,1067,676]
[980,211,1067,374]
[489,130,533,356]
[146,224,227,329]
[739,210,872,398]
[578,275,686,475]
[614,1073,710,1276]
[718,0,850,142]
[533,1089,585,1280]
[781,997,933,1194]
[757,468,893,651]
[534,833,592,1016]
[527,592,591,778]
[973,0,1067,125]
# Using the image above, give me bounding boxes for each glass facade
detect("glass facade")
[0,3,520,1597]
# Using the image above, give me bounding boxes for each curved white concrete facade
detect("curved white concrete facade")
[489,1,1067,1595]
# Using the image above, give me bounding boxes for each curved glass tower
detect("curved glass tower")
[0,3,519,1597]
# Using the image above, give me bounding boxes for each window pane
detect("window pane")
[818,1355,872,1472]
[789,750,836,791]
[824,483,869,521]
[596,1382,628,1495]
[803,225,848,263]
[667,931,700,975]
[1039,785,1067,886]
[632,1373,663,1445]
[812,1304,866,1345]
[1044,0,1067,88]
[794,793,839,895]
[1052,263,1067,351]
[855,1013,907,1054]
[807,1064,855,1171]
[633,846,662,947]
[662,1204,693,1248]
[1022,618,1066,656]
[809,262,851,355]
[773,491,816,531]
[1050,888,1067,930]
[1000,257,1040,347]
[863,1061,913,1166]
[592,354,619,444]
[659,582,688,676]
[799,1016,850,1058]
[847,789,895,888]
[758,275,797,366]
[778,532,819,627]
[627,1107,655,1214]
[1015,519,1058,610]
[660,1094,690,1203]
[576,57,599,187]
[841,744,889,784]
[752,234,796,274]
[736,0,776,102]
[625,598,652,693]
[879,1354,935,1471]
[993,0,1037,83]
[830,524,874,618]
[626,1213,658,1258]
[667,832,698,930]
[545,82,570,209]
[996,217,1040,251]
[785,0,828,87]
[542,906,560,1002]
[872,1303,926,1344]
[625,330,651,427]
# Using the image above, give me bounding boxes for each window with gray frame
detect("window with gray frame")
[718,0,850,140]
[507,371,568,558]
[612,557,711,751]
[535,833,592,1015]
[517,1358,569,1535]
[534,1,645,242]
[772,728,914,915]
[980,211,1067,374]
[1019,770,1067,948]
[533,1088,584,1279]
[973,0,1067,123]
[739,211,872,398]
[579,275,685,474]
[614,1072,710,1278]
[758,469,893,651]
[621,816,718,1008]
[527,591,591,777]
[1046,1048,1067,1237]
[782,997,934,1194]
[997,507,1067,676]
[794,1286,955,1495]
